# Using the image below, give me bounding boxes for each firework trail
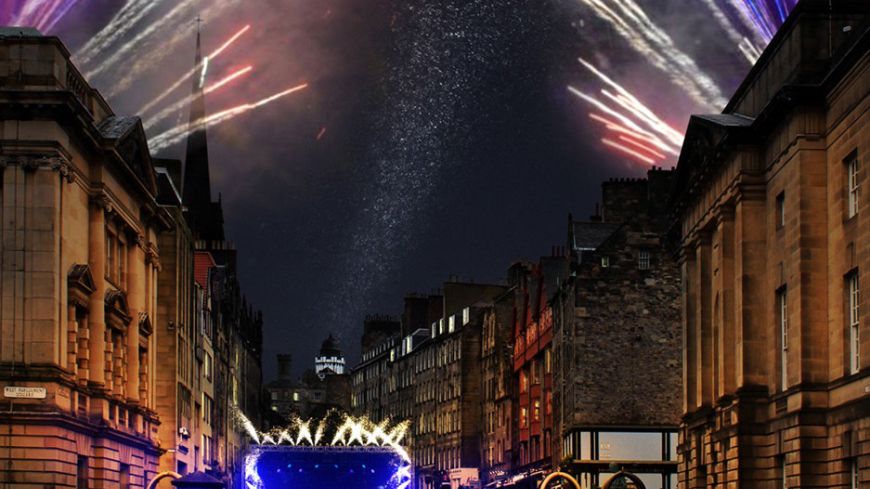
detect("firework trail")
[8,0,77,31]
[103,0,244,97]
[75,0,161,65]
[138,24,250,117]
[568,57,686,165]
[143,66,253,131]
[82,0,200,81]
[39,0,81,32]
[147,83,308,151]
[576,0,727,110]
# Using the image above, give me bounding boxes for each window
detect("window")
[204,352,213,382]
[848,271,860,375]
[202,393,213,425]
[776,192,785,229]
[203,434,214,466]
[520,407,528,428]
[544,348,552,373]
[463,307,470,325]
[778,287,789,391]
[533,400,540,421]
[638,250,651,270]
[77,456,89,489]
[105,232,114,281]
[601,256,610,268]
[119,463,130,489]
[520,370,529,393]
[847,152,859,218]
[851,459,859,489]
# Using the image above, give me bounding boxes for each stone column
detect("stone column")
[681,243,697,412]
[126,235,142,403]
[695,231,713,407]
[87,197,107,388]
[714,205,736,397]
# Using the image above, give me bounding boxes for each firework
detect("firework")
[576,0,727,109]
[568,56,691,165]
[75,0,160,65]
[138,24,250,117]
[143,66,253,131]
[147,83,309,151]
[82,0,200,81]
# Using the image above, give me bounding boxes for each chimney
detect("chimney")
[277,354,292,380]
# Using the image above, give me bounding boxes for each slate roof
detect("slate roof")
[571,221,621,251]
[694,113,754,127]
[97,115,140,140]
[155,168,181,206]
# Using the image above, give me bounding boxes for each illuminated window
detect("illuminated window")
[638,250,650,270]
[848,271,860,375]
[520,407,528,428]
[544,348,552,373]
[533,400,540,421]
[776,192,785,229]
[463,307,470,325]
[601,256,610,268]
[847,152,859,218]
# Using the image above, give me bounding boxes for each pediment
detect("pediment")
[68,264,95,307]
[138,312,153,337]
[105,289,131,329]
[99,116,159,195]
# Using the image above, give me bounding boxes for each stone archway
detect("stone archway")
[539,471,582,489]
[601,470,646,489]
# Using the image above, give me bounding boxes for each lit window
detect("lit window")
[638,250,651,270]
[601,256,610,268]
[776,192,785,229]
[533,400,540,421]
[463,307,470,325]
[779,287,788,391]
[293,392,300,401]
[520,407,528,428]
[848,272,860,375]
[847,153,859,218]
[449,315,455,333]
[851,459,859,489]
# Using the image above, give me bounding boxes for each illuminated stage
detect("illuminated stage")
[238,412,412,489]
[246,446,410,489]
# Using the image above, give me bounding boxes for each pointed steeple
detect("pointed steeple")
[182,21,224,242]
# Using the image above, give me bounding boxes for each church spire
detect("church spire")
[182,20,224,241]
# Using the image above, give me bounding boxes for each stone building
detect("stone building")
[0,27,168,487]
[314,334,346,378]
[672,2,869,488]
[351,282,507,489]
[552,169,682,489]
[351,315,402,422]
[154,157,202,477]
[480,289,515,487]
[174,30,265,488]
[511,254,569,486]
[267,347,351,421]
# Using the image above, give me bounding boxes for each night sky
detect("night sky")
[8,0,754,379]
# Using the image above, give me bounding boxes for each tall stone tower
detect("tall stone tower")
[182,27,225,242]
